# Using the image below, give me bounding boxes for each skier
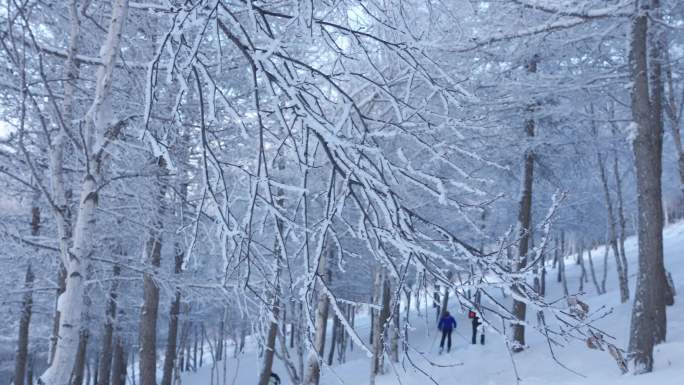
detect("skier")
[437,311,457,353]
[469,310,485,345]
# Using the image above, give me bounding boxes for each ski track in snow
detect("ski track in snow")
[181,221,684,385]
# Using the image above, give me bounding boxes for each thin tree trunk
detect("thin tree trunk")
[540,249,547,296]
[97,265,120,385]
[139,157,167,385]
[511,55,537,352]
[305,259,331,385]
[390,299,400,363]
[370,269,390,384]
[612,154,630,287]
[369,299,375,344]
[110,339,127,385]
[257,171,286,385]
[70,330,89,385]
[597,150,629,303]
[161,246,184,385]
[349,305,355,353]
[199,324,204,368]
[601,241,609,294]
[14,264,35,385]
[256,239,283,385]
[559,247,569,297]
[193,325,198,371]
[338,305,348,364]
[49,266,67,366]
[92,357,99,385]
[554,237,561,282]
[587,245,603,295]
[27,354,34,385]
[577,243,587,293]
[16,202,38,385]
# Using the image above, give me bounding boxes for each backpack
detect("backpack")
[468,310,476,319]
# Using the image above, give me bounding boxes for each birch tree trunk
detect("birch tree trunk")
[41,2,129,384]
[305,251,331,385]
[49,267,67,366]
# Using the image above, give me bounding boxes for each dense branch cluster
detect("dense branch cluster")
[0,1,682,385]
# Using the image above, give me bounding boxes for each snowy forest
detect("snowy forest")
[0,1,683,385]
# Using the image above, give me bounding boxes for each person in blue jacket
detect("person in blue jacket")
[438,311,458,353]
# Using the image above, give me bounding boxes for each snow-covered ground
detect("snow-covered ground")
[182,221,684,385]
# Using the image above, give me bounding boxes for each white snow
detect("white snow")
[180,221,684,385]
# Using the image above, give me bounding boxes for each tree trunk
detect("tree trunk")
[577,243,587,293]
[49,266,67,366]
[199,324,204,368]
[390,300,400,363]
[628,0,668,373]
[14,264,35,385]
[193,325,198,371]
[97,265,120,385]
[370,269,390,385]
[140,157,167,385]
[304,257,331,385]
[597,151,629,303]
[559,248,569,297]
[27,354,34,385]
[587,245,603,295]
[257,173,286,385]
[70,330,89,385]
[92,357,98,385]
[111,339,127,385]
[554,237,561,282]
[338,305,348,364]
[612,154,630,286]
[41,3,129,384]
[257,296,279,385]
[511,55,537,352]
[161,246,184,385]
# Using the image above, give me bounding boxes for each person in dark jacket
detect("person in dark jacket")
[471,312,482,345]
[469,310,486,345]
[438,311,457,353]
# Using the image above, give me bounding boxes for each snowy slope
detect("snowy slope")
[182,221,684,385]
